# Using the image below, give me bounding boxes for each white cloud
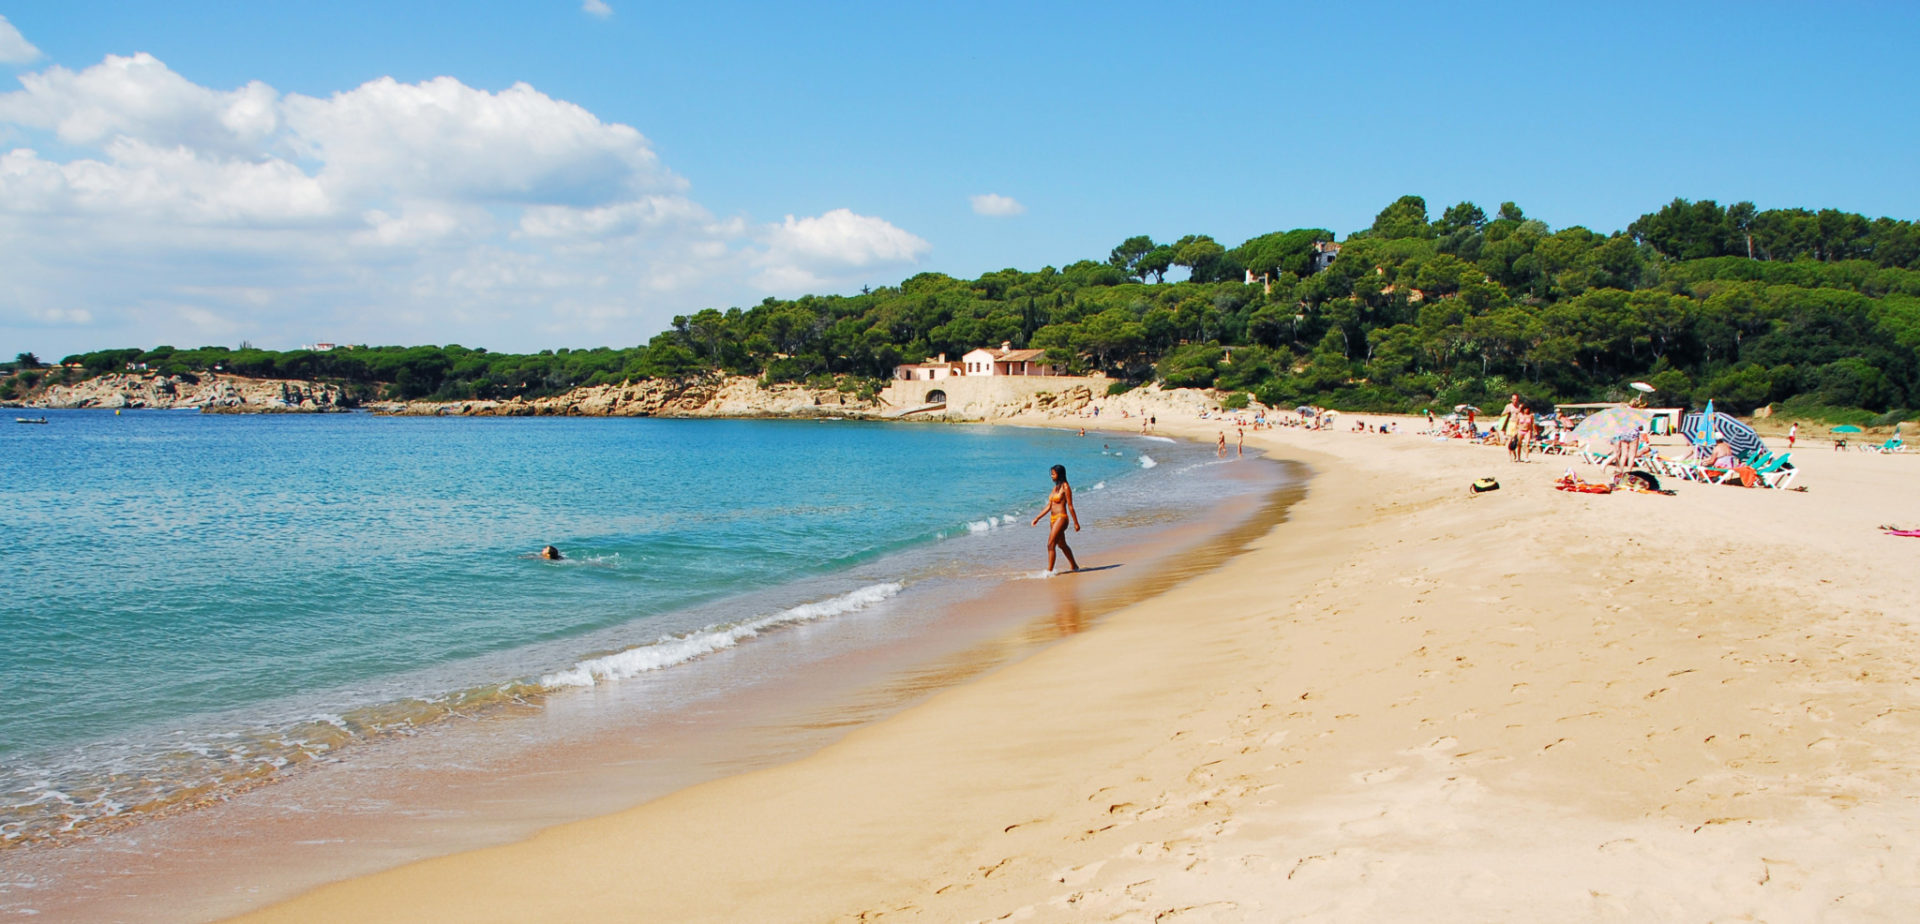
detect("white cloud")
[970,192,1025,217]
[755,208,931,289]
[582,0,614,18]
[0,51,931,356]
[0,54,278,153]
[0,15,40,66]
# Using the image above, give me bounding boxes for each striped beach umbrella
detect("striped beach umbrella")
[1681,409,1765,458]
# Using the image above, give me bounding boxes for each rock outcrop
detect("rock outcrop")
[32,374,349,412]
[22,369,1227,423]
[374,375,879,418]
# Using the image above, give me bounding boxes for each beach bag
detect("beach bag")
[1470,477,1500,494]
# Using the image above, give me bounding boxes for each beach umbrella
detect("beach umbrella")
[1629,381,1656,393]
[1571,406,1654,447]
[1681,410,1765,458]
[1832,424,1864,434]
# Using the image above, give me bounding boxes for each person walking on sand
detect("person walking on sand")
[1031,464,1080,573]
[1236,425,1244,458]
[1788,422,1798,449]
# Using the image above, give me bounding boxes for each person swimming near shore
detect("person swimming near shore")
[540,545,564,560]
[1030,463,1081,573]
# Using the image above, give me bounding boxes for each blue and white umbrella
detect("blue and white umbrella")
[1682,408,1765,458]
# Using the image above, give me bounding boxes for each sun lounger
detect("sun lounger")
[1650,453,1709,482]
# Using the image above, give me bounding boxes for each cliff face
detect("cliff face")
[31,373,349,412]
[374,375,879,418]
[380,376,1222,422]
[21,370,1224,422]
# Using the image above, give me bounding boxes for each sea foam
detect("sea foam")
[1138,454,1158,469]
[540,582,903,688]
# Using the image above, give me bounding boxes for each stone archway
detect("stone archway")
[926,389,947,404]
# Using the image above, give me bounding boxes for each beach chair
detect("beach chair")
[1873,437,1905,454]
[1744,452,1795,488]
[1650,453,1709,482]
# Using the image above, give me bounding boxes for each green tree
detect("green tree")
[1137,246,1176,283]
[1107,235,1157,279]
[1439,202,1487,234]
[1370,195,1432,239]
[1170,235,1228,282]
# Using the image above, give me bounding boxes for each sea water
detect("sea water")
[0,410,1273,847]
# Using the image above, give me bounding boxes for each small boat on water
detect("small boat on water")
[15,417,49,424]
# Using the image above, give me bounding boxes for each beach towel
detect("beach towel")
[1886,529,1920,538]
[1554,474,1612,495]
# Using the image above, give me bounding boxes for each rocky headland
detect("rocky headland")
[25,373,350,412]
[375,375,1222,422]
[369,375,880,418]
[14,370,1226,422]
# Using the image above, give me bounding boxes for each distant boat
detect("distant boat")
[15,417,48,424]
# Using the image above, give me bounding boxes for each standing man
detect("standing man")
[1501,393,1527,462]
[1787,422,1798,449]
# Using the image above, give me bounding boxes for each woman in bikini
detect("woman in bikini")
[1030,463,1081,573]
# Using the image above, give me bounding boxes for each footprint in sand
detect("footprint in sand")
[1354,765,1409,784]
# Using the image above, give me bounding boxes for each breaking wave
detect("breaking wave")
[540,583,904,688]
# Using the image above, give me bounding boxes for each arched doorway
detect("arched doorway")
[926,389,947,404]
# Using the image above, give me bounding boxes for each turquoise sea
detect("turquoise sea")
[0,410,1270,847]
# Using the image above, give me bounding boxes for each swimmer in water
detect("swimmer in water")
[540,545,564,560]
[1030,463,1081,573]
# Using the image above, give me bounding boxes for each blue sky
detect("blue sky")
[3,1,1917,358]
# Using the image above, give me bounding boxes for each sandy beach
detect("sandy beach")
[231,410,1920,922]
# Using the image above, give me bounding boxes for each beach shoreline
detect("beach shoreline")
[216,404,1920,922]
[2,420,1298,923]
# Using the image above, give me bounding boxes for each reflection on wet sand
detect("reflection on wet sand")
[1049,575,1087,637]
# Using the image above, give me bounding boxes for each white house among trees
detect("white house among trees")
[893,342,1059,380]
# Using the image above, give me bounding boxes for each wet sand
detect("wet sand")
[223,410,1920,922]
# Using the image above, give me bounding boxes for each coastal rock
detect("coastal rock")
[380,375,880,419]
[33,373,349,412]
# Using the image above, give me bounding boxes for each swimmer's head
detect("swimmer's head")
[1050,464,1066,484]
[541,545,562,560]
